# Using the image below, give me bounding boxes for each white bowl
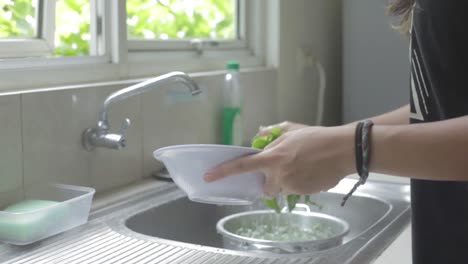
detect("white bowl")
[154,144,265,205]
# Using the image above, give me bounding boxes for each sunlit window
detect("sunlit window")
[127,0,238,41]
[0,0,38,38]
[0,0,249,60]
[54,0,90,56]
[0,0,262,91]
[0,0,91,57]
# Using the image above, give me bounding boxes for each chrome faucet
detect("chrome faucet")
[82,72,202,151]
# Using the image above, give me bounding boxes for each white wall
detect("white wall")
[343,0,410,183]
[269,0,342,126]
[342,0,409,123]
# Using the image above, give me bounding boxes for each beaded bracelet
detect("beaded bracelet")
[341,120,374,206]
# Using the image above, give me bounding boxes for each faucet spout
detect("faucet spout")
[83,72,201,151]
[98,72,201,131]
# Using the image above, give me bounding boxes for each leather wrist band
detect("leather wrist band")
[360,120,374,184]
[354,122,364,177]
[341,120,374,206]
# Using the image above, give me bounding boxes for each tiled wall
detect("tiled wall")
[0,68,278,208]
[0,96,23,207]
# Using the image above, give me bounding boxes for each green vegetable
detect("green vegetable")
[304,195,323,210]
[252,128,282,213]
[270,127,282,138]
[263,198,281,214]
[252,127,323,213]
[251,126,283,150]
[286,194,301,212]
[251,135,272,149]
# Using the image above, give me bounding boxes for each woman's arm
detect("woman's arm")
[260,105,410,135]
[205,113,468,195]
[371,115,468,181]
[348,104,410,126]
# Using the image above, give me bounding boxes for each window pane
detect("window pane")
[55,0,90,56]
[127,0,237,40]
[0,0,38,38]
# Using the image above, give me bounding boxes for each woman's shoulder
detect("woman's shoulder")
[415,0,468,18]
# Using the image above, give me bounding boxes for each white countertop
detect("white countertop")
[374,225,412,264]
[371,174,411,264]
[346,173,412,263]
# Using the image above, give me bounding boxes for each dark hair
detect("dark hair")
[388,0,415,34]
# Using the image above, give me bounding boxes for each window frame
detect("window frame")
[0,38,50,58]
[0,0,112,64]
[0,0,266,92]
[126,0,265,77]
[127,0,247,53]
[0,0,55,58]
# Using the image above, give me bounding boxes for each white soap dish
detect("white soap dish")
[0,184,95,245]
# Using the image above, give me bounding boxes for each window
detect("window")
[127,0,237,41]
[127,0,245,52]
[54,0,91,56]
[0,0,264,90]
[0,0,95,58]
[1,0,243,57]
[0,0,49,58]
[0,0,37,38]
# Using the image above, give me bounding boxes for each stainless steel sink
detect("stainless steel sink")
[126,192,390,248]
[0,178,410,264]
[120,179,411,263]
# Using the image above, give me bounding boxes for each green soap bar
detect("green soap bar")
[4,200,59,213]
[0,200,65,243]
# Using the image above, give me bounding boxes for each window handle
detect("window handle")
[190,39,220,55]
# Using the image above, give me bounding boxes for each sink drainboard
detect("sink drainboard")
[0,179,410,264]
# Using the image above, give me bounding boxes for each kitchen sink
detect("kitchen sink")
[0,178,411,264]
[119,178,411,263]
[125,192,390,249]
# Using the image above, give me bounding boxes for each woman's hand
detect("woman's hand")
[258,121,309,136]
[204,125,356,196]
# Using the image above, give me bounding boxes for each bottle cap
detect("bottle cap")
[226,60,240,70]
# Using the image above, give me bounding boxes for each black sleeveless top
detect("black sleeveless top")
[410,1,468,263]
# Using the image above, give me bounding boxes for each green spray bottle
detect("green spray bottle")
[222,61,243,145]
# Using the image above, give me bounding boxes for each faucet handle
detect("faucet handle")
[119,118,131,136]
[113,118,131,150]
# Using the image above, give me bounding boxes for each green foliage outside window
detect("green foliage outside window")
[127,0,236,40]
[0,0,236,57]
[0,0,36,38]
[54,0,90,56]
